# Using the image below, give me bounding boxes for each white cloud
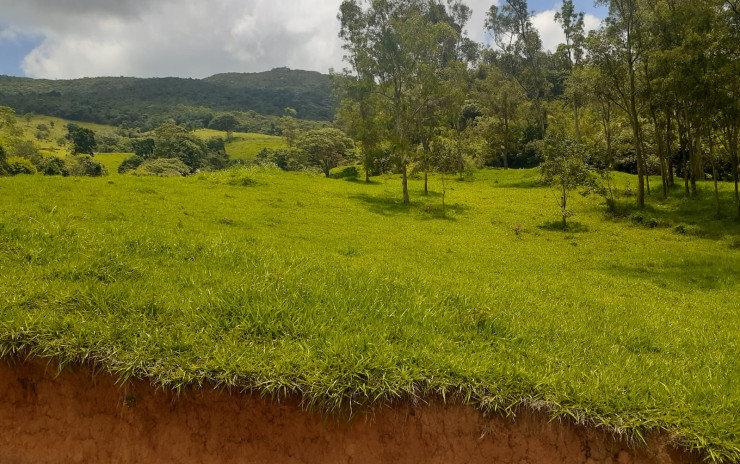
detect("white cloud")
[532,9,603,53]
[0,0,345,79]
[0,0,602,79]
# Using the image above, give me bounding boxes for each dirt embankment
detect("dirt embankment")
[1,359,699,464]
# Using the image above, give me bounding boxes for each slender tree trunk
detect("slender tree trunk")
[666,114,674,187]
[574,100,581,142]
[732,141,740,218]
[402,162,410,203]
[503,115,510,170]
[562,185,567,227]
[424,171,428,195]
[710,137,721,217]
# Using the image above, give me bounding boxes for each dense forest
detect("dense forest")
[0,67,333,130]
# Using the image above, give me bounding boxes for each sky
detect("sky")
[0,0,607,80]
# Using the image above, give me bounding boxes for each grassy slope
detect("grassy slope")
[0,165,738,462]
[7,115,283,163]
[193,129,285,160]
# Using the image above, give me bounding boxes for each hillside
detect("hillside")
[0,68,333,129]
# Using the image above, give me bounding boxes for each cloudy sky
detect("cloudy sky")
[0,0,605,80]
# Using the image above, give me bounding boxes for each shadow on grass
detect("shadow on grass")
[350,193,413,216]
[350,193,469,220]
[538,221,590,233]
[601,184,740,240]
[608,256,740,291]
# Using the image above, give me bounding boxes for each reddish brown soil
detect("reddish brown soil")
[1,359,699,464]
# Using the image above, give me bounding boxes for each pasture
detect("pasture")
[0,164,738,461]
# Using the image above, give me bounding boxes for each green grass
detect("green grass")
[193,129,286,160]
[0,166,738,462]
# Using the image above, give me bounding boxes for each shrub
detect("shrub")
[118,155,144,174]
[67,155,108,177]
[6,156,37,175]
[133,158,190,177]
[36,156,69,176]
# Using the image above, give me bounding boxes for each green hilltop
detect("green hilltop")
[0,67,333,129]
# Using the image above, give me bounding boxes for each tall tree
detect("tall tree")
[486,0,549,137]
[554,0,586,141]
[590,0,648,206]
[338,0,468,203]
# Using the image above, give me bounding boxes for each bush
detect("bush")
[67,155,108,177]
[37,156,69,176]
[132,158,190,177]
[118,155,144,174]
[6,156,37,175]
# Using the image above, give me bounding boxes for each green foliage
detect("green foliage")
[66,155,108,177]
[296,128,355,177]
[132,158,191,177]
[132,138,155,158]
[256,147,309,171]
[153,124,208,172]
[7,138,41,164]
[209,114,238,141]
[5,156,36,175]
[540,134,595,225]
[0,68,333,131]
[69,127,97,156]
[118,155,145,174]
[36,156,69,176]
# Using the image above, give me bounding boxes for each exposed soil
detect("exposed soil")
[1,358,700,464]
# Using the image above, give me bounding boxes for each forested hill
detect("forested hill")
[0,68,333,129]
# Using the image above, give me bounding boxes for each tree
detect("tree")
[132,138,155,158]
[338,0,468,203]
[153,124,208,172]
[588,1,648,206]
[69,127,97,156]
[540,134,594,226]
[554,0,586,142]
[0,144,6,175]
[296,128,355,177]
[486,0,549,136]
[209,114,239,141]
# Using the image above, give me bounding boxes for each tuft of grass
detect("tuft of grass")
[0,167,739,462]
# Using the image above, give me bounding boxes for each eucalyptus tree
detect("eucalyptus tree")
[486,0,549,137]
[338,0,470,203]
[474,62,526,169]
[589,0,648,206]
[554,0,586,142]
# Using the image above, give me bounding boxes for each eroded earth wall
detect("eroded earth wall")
[0,359,699,464]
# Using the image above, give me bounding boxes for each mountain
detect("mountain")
[0,68,334,129]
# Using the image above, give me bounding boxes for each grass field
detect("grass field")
[193,129,286,160]
[0,164,738,462]
[4,114,284,162]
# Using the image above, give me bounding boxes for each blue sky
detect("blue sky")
[0,0,607,79]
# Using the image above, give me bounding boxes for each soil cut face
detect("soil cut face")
[1,358,700,464]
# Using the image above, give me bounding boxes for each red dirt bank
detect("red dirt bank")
[1,359,699,464]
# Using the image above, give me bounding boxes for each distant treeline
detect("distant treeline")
[0,68,333,132]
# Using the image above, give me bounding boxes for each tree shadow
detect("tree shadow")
[537,221,590,233]
[601,185,740,241]
[350,193,413,216]
[350,193,469,220]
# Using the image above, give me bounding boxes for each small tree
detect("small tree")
[540,135,593,227]
[209,114,238,141]
[132,138,155,158]
[70,127,97,156]
[296,128,354,177]
[0,144,7,174]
